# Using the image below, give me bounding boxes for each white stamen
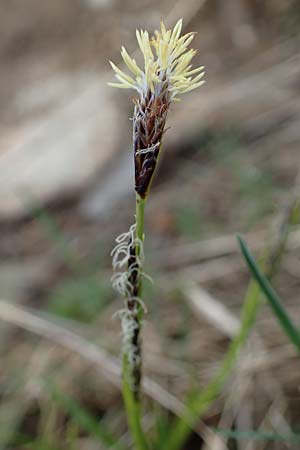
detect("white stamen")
[135,142,160,155]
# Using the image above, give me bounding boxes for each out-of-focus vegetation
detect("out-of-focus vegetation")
[1,0,300,449]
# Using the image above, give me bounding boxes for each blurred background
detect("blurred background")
[1,0,300,449]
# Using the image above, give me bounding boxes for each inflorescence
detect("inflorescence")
[109,18,205,394]
[108,18,205,99]
[109,19,205,199]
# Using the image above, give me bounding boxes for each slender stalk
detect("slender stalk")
[135,194,146,276]
[109,19,205,450]
[121,194,148,450]
[122,357,148,450]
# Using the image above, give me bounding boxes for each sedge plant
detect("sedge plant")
[109,18,205,449]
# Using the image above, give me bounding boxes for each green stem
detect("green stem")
[135,194,146,267]
[122,193,148,450]
[135,194,147,326]
[122,357,149,450]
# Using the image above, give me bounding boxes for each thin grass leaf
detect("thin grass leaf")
[160,278,262,450]
[153,407,171,448]
[237,234,300,351]
[49,384,126,450]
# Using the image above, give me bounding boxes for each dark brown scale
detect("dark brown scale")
[133,88,170,198]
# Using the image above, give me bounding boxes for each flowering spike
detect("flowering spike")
[108,18,205,99]
[110,19,207,404]
[108,19,206,199]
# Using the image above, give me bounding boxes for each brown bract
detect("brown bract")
[133,86,170,198]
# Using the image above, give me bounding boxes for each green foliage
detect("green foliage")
[174,205,203,239]
[281,0,300,37]
[195,127,277,226]
[153,408,171,448]
[33,400,63,450]
[122,356,149,450]
[47,274,112,322]
[33,207,85,273]
[237,167,273,197]
[238,235,300,351]
[291,201,300,225]
[33,207,112,322]
[216,129,277,225]
[236,166,275,226]
[158,277,263,450]
[49,384,125,450]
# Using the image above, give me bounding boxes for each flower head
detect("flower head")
[108,19,206,199]
[108,18,205,99]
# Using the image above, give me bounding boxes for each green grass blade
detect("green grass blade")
[237,234,300,351]
[160,278,262,450]
[50,384,126,450]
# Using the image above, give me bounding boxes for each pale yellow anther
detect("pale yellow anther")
[109,18,205,99]
[121,47,142,77]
